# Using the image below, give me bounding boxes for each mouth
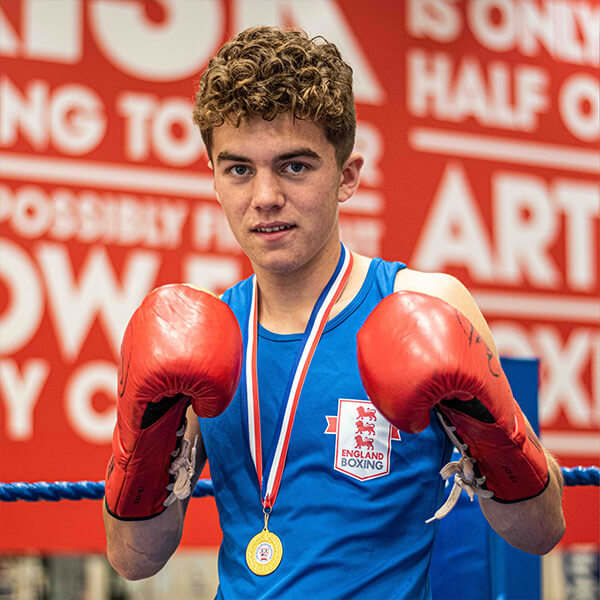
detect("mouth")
[252,223,295,234]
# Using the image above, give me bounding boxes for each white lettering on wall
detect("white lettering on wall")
[0,77,48,149]
[3,0,597,75]
[117,92,205,166]
[192,204,241,253]
[340,217,384,257]
[468,0,516,52]
[407,0,599,67]
[88,0,224,81]
[413,164,599,292]
[559,73,600,142]
[491,322,599,428]
[50,84,106,155]
[0,237,44,354]
[554,180,599,291]
[412,163,494,280]
[65,361,116,444]
[1,184,190,249]
[406,0,462,43]
[466,0,599,67]
[536,327,593,426]
[0,358,49,440]
[10,185,52,239]
[490,322,535,357]
[0,5,19,56]
[407,50,549,132]
[354,122,383,187]
[36,244,160,361]
[494,172,560,288]
[0,76,106,155]
[0,0,82,63]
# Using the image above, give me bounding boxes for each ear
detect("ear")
[209,159,224,204]
[338,153,364,204]
[212,175,222,205]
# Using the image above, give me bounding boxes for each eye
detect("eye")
[227,164,252,177]
[283,162,308,175]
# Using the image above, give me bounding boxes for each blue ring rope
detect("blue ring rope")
[0,466,597,503]
[561,466,599,487]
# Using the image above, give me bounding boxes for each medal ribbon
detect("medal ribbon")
[245,244,353,510]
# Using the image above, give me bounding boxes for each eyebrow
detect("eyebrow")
[278,148,322,162]
[216,151,251,164]
[215,148,322,164]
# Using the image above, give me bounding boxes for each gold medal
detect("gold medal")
[246,512,283,575]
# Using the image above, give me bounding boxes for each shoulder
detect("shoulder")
[220,274,254,305]
[394,269,497,355]
[394,268,468,303]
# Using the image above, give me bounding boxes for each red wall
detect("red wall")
[1,0,598,552]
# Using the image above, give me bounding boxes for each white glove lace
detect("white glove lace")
[426,411,494,523]
[163,434,198,507]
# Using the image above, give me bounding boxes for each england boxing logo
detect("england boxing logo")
[325,399,400,481]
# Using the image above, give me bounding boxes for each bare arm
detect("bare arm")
[395,269,565,554]
[104,406,207,580]
[479,449,564,554]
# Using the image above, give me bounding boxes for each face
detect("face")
[211,113,362,276]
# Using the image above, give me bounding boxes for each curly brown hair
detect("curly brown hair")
[193,26,355,167]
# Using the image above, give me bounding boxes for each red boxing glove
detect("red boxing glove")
[105,284,243,520]
[357,291,549,503]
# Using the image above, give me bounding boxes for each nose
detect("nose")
[250,170,285,211]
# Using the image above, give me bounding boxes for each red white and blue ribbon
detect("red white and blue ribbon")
[245,244,353,509]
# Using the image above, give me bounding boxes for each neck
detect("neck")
[255,243,342,334]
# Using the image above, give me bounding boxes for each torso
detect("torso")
[199,256,452,599]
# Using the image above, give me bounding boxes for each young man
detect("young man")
[103,26,565,599]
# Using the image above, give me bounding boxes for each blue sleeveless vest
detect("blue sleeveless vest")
[199,258,452,599]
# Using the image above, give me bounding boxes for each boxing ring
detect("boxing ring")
[1,466,597,600]
[0,465,596,503]
[1,358,598,600]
